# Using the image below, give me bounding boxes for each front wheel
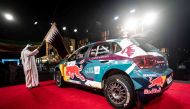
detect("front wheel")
[104,74,135,109]
[55,70,64,87]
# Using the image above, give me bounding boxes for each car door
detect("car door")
[64,46,89,84]
[82,42,112,82]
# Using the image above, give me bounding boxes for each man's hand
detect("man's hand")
[37,40,46,50]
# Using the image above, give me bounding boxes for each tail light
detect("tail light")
[133,55,165,69]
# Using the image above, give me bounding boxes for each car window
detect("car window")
[112,42,121,53]
[76,46,89,59]
[130,37,159,52]
[68,46,89,61]
[90,43,111,57]
[68,53,77,61]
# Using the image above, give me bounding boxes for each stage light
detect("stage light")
[114,16,119,20]
[3,13,14,21]
[130,9,136,13]
[124,17,138,31]
[63,26,66,31]
[74,29,77,32]
[143,12,158,25]
[34,21,38,25]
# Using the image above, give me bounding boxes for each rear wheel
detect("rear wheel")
[104,74,134,109]
[55,70,64,87]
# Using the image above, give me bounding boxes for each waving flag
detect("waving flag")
[44,23,69,58]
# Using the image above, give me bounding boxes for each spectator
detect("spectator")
[9,62,17,84]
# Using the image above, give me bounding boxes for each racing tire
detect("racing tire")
[104,74,135,109]
[55,70,64,87]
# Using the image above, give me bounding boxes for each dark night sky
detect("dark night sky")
[0,0,190,48]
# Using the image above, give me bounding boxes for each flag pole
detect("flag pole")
[46,42,49,60]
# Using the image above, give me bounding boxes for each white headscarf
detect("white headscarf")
[23,44,32,50]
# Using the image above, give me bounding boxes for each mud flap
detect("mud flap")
[135,91,144,109]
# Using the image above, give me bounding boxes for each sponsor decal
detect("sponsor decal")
[66,65,85,81]
[148,76,166,88]
[94,66,100,74]
[60,64,65,76]
[67,61,76,66]
[87,54,129,61]
[121,44,135,57]
[144,87,161,94]
[143,74,157,77]
[90,55,110,60]
[144,76,166,95]
[67,80,81,84]
[85,80,102,89]
[84,67,94,74]
[125,63,136,74]
[84,66,100,74]
[166,75,172,84]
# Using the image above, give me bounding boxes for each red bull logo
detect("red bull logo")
[144,87,161,94]
[66,65,85,81]
[148,76,166,88]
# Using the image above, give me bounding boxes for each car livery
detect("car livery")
[54,35,173,108]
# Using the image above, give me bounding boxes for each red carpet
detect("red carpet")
[0,81,190,109]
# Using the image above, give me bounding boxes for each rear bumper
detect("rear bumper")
[135,73,173,100]
[162,79,173,92]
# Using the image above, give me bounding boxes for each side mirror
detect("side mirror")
[64,54,70,59]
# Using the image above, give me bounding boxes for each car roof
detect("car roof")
[76,39,120,51]
[79,34,146,48]
[88,39,122,45]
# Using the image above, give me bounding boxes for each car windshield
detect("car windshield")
[130,37,160,52]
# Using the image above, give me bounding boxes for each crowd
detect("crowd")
[0,62,24,87]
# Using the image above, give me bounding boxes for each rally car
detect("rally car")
[54,35,173,108]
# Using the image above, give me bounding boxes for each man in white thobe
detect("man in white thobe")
[21,44,40,88]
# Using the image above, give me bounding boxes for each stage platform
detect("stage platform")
[0,80,190,109]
